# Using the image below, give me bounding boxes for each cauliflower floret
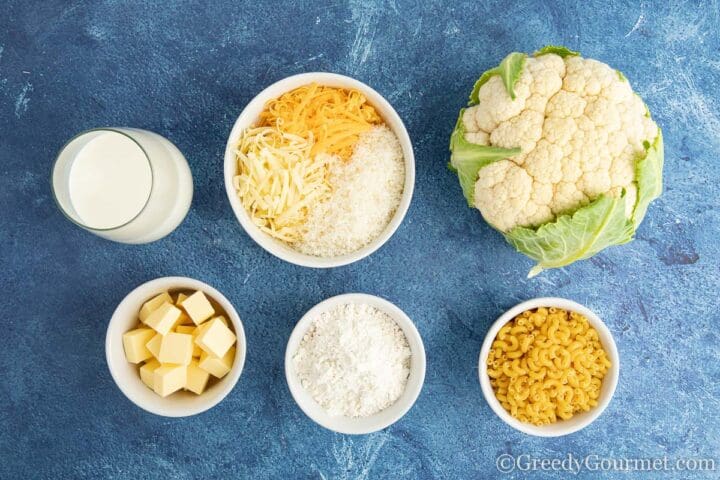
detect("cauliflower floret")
[473,160,533,232]
[462,53,660,232]
[472,75,530,132]
[490,110,544,154]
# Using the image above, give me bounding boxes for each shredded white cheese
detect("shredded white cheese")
[233,127,334,243]
[293,303,411,417]
[295,125,405,257]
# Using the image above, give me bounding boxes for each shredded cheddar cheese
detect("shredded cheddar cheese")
[233,126,334,243]
[258,83,383,161]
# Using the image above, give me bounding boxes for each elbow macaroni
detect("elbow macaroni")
[487,307,611,426]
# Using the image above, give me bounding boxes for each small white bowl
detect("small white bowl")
[478,297,619,437]
[223,72,415,268]
[285,293,426,434]
[106,276,247,417]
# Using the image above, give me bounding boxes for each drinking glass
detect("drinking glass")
[51,128,193,243]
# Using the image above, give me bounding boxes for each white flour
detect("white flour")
[293,303,411,417]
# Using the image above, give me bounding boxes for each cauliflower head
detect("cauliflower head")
[449,46,663,276]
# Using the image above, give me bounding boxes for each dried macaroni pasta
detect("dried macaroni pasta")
[487,307,611,426]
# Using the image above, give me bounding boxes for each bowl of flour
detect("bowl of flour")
[285,293,426,434]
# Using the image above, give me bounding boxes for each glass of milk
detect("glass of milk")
[51,128,193,243]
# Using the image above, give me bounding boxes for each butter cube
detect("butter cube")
[195,315,227,331]
[139,292,172,323]
[195,317,236,358]
[176,325,201,357]
[175,293,191,325]
[181,291,215,326]
[193,323,210,355]
[122,328,156,363]
[176,311,193,326]
[158,332,193,365]
[185,360,210,395]
[194,319,210,336]
[146,333,162,359]
[175,293,188,305]
[145,302,182,335]
[140,359,160,389]
[153,364,187,397]
[198,346,235,379]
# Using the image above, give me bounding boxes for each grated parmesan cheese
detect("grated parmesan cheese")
[295,125,405,257]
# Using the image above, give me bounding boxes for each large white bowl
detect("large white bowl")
[478,297,619,437]
[223,72,415,268]
[106,277,247,417]
[285,293,426,434]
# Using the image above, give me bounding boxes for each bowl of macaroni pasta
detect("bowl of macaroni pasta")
[479,297,619,437]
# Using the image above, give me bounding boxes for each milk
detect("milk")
[53,128,193,243]
[68,131,152,230]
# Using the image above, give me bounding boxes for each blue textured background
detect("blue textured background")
[1,0,719,478]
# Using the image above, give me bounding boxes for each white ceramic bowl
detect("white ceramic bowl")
[223,72,415,268]
[478,297,619,437]
[285,293,426,434]
[106,276,247,417]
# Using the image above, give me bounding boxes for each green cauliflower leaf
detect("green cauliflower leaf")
[632,131,664,228]
[469,52,527,103]
[504,193,635,278]
[449,109,520,205]
[534,45,580,57]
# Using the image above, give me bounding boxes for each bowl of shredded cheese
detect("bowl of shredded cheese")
[285,293,426,434]
[478,297,619,437]
[223,72,414,268]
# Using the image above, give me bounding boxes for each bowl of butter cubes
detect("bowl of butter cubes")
[106,276,246,416]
